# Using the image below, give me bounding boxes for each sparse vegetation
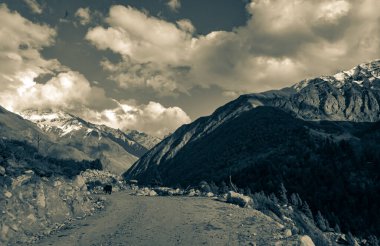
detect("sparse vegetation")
[0,139,103,179]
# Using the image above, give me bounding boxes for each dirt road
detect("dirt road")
[34,191,294,246]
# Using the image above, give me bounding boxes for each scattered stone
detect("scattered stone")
[284,229,292,237]
[148,190,157,196]
[0,166,5,176]
[205,192,214,197]
[4,191,12,198]
[299,235,315,246]
[24,170,34,175]
[226,191,253,207]
[12,175,32,188]
[9,224,18,232]
[187,189,196,197]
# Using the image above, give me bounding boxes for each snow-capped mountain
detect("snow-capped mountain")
[124,59,380,182]
[20,109,160,174]
[123,60,380,238]
[249,59,380,122]
[123,60,380,183]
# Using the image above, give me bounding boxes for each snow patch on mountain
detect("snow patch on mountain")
[19,109,161,174]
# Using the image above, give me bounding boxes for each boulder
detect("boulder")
[283,229,292,237]
[0,166,5,176]
[205,192,214,197]
[148,190,157,196]
[299,235,315,246]
[187,189,196,197]
[226,191,253,207]
[4,191,12,198]
[12,175,32,188]
[74,176,86,190]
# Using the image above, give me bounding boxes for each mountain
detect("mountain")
[0,106,93,162]
[246,59,380,122]
[20,110,160,174]
[124,60,380,237]
[0,106,104,245]
[125,59,380,182]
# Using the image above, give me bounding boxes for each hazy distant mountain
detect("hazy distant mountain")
[20,110,160,174]
[124,60,380,237]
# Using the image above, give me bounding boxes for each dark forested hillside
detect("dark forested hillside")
[125,106,380,237]
[0,139,102,179]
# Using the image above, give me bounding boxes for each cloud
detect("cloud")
[176,19,195,34]
[0,3,57,94]
[100,58,189,95]
[86,5,194,94]
[87,1,380,96]
[2,71,94,111]
[167,0,181,12]
[83,101,191,137]
[86,5,192,64]
[0,4,190,137]
[75,7,91,25]
[23,0,43,14]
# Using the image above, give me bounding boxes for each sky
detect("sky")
[0,0,379,137]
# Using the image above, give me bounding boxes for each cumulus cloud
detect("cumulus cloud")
[0,4,57,95]
[86,1,380,96]
[23,0,43,14]
[75,7,91,25]
[100,58,189,95]
[0,4,190,137]
[0,5,89,112]
[176,19,195,34]
[83,101,191,137]
[167,0,181,12]
[86,5,192,64]
[86,5,194,94]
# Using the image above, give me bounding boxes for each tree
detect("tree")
[302,201,313,220]
[199,181,212,193]
[316,211,328,231]
[34,133,42,152]
[334,224,341,233]
[279,183,288,205]
[269,193,279,204]
[290,193,299,207]
[209,181,219,194]
[346,232,357,246]
[368,235,379,246]
[244,187,252,196]
[295,193,303,207]
[220,181,229,194]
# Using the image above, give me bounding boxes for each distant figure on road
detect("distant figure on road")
[103,184,112,194]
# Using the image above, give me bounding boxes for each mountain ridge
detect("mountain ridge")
[18,109,161,174]
[123,59,380,237]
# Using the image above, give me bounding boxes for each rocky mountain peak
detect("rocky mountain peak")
[293,59,380,91]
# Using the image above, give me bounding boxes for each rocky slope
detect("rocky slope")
[247,59,380,122]
[20,110,160,174]
[124,60,380,238]
[0,136,106,245]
